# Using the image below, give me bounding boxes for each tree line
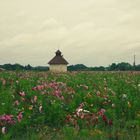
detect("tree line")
[0,62,140,71]
[68,63,140,71]
[0,64,49,71]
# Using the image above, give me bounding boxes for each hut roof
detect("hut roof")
[48,50,69,65]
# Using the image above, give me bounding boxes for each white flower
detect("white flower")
[122,94,127,99]
[76,108,83,116]
[83,110,90,113]
[2,127,6,134]
[39,105,42,113]
[77,108,83,113]
[112,104,115,108]
[138,84,140,87]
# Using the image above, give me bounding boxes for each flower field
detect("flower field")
[0,71,140,140]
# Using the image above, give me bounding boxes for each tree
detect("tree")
[68,64,88,71]
[109,63,117,71]
[117,62,132,71]
[25,64,32,70]
[90,66,105,71]
[135,65,140,71]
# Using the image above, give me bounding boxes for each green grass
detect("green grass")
[0,71,140,140]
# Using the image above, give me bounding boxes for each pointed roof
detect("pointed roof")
[48,50,69,65]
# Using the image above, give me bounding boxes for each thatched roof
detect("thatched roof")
[48,50,69,65]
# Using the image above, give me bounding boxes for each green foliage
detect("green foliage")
[0,71,140,140]
[0,62,140,71]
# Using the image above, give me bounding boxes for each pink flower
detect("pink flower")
[79,103,84,108]
[96,91,101,96]
[37,85,44,90]
[49,83,58,89]
[98,109,106,116]
[32,85,45,91]
[102,115,107,123]
[76,108,83,116]
[33,96,37,102]
[102,101,108,105]
[80,114,85,119]
[32,87,37,91]
[0,114,16,125]
[83,85,88,90]
[17,112,23,122]
[108,120,113,126]
[19,92,26,97]
[61,96,64,100]
[21,97,25,101]
[14,100,19,106]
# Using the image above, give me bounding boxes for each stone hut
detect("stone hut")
[48,50,69,72]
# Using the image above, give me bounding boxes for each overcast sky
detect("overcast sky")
[0,0,140,67]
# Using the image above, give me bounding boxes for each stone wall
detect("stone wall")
[49,65,67,72]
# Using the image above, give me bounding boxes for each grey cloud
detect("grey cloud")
[0,0,140,66]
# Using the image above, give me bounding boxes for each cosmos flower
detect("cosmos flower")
[29,105,33,110]
[96,91,101,96]
[2,127,6,134]
[80,114,85,119]
[0,115,16,125]
[33,96,38,102]
[121,94,127,100]
[127,101,131,108]
[112,104,115,108]
[83,110,90,113]
[17,112,23,122]
[98,109,106,116]
[102,115,107,123]
[61,96,64,100]
[14,100,19,106]
[19,92,26,97]
[108,120,113,127]
[39,105,43,113]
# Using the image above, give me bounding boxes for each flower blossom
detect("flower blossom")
[96,91,101,96]
[98,109,106,116]
[34,96,37,102]
[0,114,16,125]
[112,104,115,108]
[108,120,113,127]
[2,127,6,134]
[39,105,43,113]
[19,92,26,97]
[14,100,19,106]
[17,112,23,122]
